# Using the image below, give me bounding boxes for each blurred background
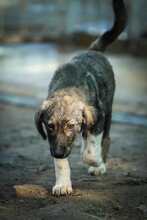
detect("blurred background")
[0,0,147,42]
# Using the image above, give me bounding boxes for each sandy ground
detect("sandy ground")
[0,103,147,220]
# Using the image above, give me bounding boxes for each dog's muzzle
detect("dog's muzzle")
[50,145,72,159]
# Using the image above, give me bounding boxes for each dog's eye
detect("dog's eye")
[67,123,75,129]
[48,123,54,131]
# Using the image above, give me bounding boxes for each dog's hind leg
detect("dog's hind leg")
[82,133,106,175]
[87,112,112,176]
[101,111,112,163]
[52,158,72,196]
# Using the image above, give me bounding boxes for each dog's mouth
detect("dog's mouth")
[50,145,72,159]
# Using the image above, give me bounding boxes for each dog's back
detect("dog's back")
[49,51,115,114]
[49,0,127,112]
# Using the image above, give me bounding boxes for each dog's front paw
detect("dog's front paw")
[88,163,107,176]
[52,183,73,196]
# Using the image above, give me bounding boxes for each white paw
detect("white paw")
[88,163,107,176]
[52,183,73,196]
[82,149,98,166]
[82,155,98,166]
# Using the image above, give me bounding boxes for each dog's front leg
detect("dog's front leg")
[52,158,72,196]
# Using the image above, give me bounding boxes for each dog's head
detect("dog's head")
[35,93,96,158]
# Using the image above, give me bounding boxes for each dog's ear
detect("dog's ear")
[82,103,105,137]
[82,106,96,138]
[34,100,51,140]
[86,72,105,134]
[34,110,46,140]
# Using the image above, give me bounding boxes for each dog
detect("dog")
[35,0,127,196]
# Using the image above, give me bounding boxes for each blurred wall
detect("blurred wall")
[0,0,147,40]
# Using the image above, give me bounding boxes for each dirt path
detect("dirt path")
[0,103,147,220]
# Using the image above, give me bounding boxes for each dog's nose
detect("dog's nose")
[53,146,66,158]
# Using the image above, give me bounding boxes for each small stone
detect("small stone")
[14,184,49,199]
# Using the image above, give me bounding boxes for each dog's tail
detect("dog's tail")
[89,0,127,52]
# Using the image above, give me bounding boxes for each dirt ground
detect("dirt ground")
[0,43,147,219]
[0,103,147,220]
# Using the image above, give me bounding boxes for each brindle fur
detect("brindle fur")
[51,51,115,154]
[35,51,115,159]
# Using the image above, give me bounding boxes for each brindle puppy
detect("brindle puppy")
[35,0,127,196]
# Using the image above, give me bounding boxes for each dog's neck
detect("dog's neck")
[49,87,86,103]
